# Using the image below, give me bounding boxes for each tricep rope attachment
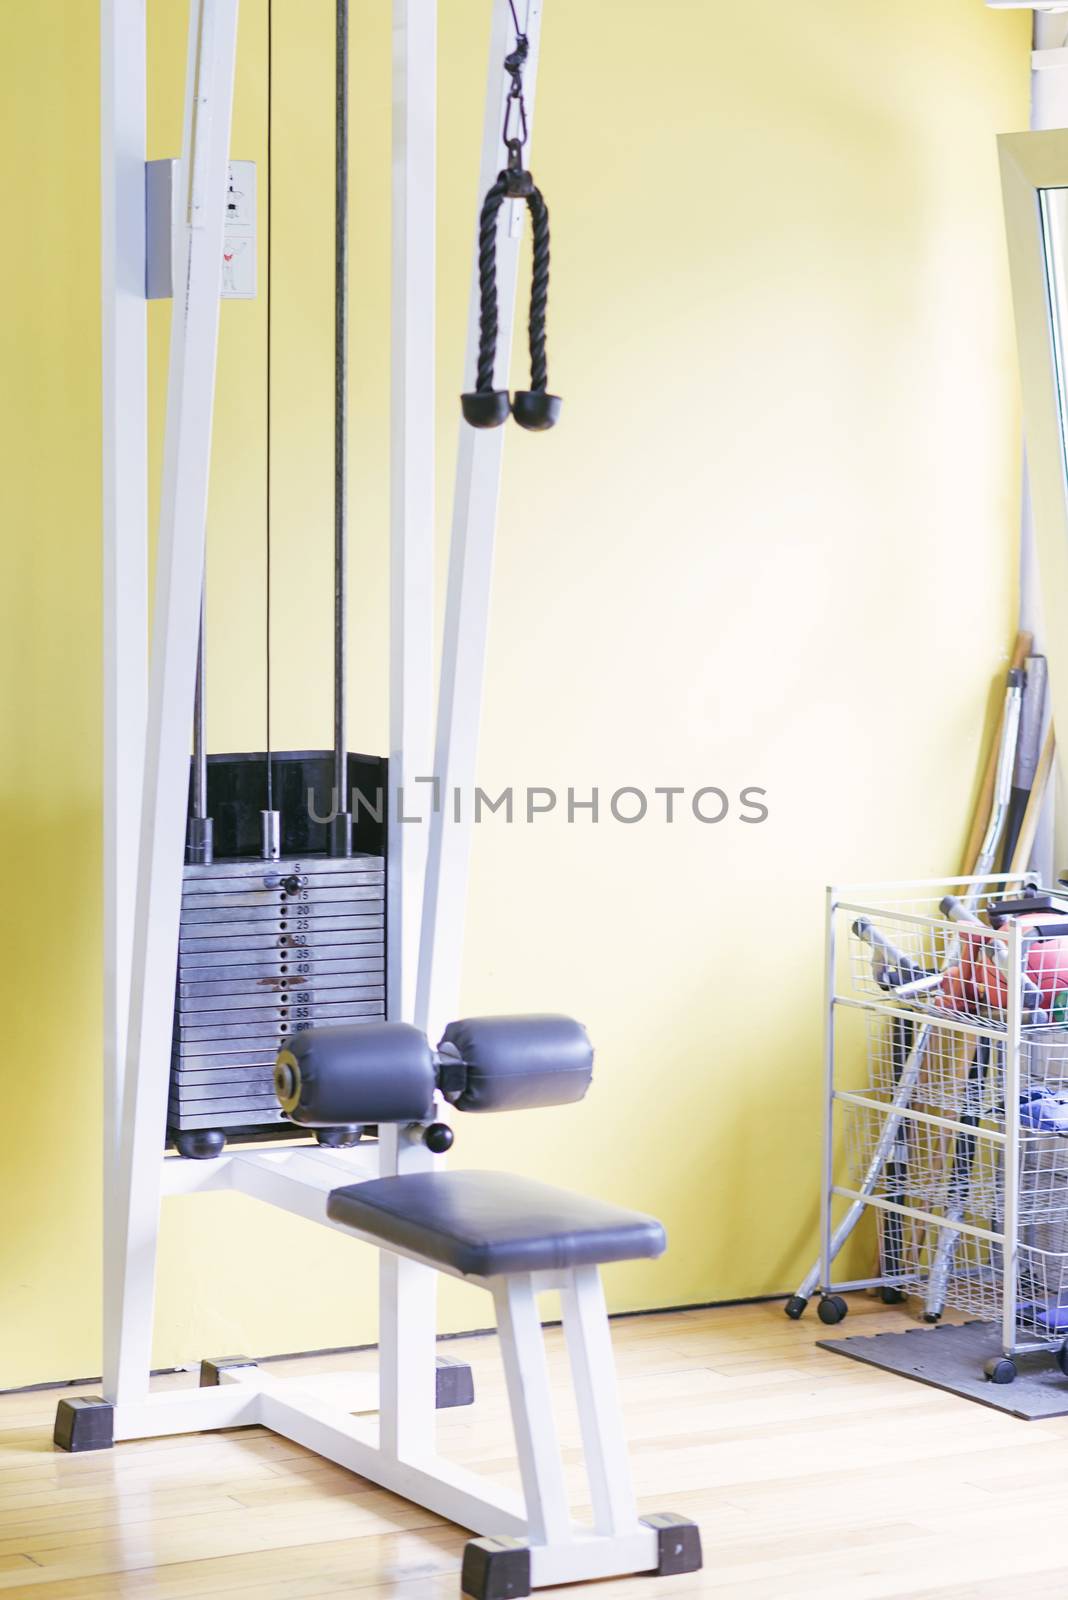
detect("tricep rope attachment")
[461,8,561,432]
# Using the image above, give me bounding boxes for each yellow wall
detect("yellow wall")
[0,1,1029,1387]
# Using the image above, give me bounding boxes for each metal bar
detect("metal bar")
[415,0,544,1042]
[252,1374,528,1537]
[1002,919,1023,1355]
[494,1272,572,1547]
[831,1187,1005,1246]
[795,1018,935,1305]
[380,0,439,1467]
[922,1035,993,1317]
[192,588,207,818]
[834,1089,1009,1142]
[832,993,1009,1043]
[330,0,352,856]
[101,0,148,1406]
[560,1267,640,1538]
[819,885,836,1292]
[188,586,214,862]
[110,0,240,1408]
[833,897,1022,933]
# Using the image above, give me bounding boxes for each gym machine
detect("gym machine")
[72,1,703,1593]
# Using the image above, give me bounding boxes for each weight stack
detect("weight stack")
[168,749,388,1150]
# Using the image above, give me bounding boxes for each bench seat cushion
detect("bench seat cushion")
[326,1170,666,1278]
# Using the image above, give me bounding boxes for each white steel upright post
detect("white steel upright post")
[1001,919,1023,1358]
[415,0,544,1042]
[820,885,837,1293]
[379,0,439,1463]
[101,0,148,1403]
[109,0,241,1408]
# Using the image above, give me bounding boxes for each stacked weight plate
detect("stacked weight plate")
[169,853,386,1140]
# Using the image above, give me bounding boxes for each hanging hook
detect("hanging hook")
[459,2,561,432]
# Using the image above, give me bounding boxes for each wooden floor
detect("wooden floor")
[2,1295,1068,1598]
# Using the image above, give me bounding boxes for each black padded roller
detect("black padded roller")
[437,1014,593,1113]
[274,1022,436,1127]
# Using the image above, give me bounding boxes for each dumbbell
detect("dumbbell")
[273,1013,594,1147]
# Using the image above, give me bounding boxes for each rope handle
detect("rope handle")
[461,170,560,432]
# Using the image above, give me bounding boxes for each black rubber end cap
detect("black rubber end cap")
[199,1356,258,1388]
[53,1397,114,1453]
[423,1121,454,1155]
[784,1295,807,1320]
[315,1126,364,1148]
[461,390,510,429]
[511,390,561,431]
[175,1129,226,1160]
[461,1536,530,1599]
[641,1513,703,1576]
[435,1356,475,1409]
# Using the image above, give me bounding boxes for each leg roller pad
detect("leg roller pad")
[461,1536,530,1600]
[199,1355,258,1388]
[641,1513,703,1576]
[53,1397,114,1453]
[435,1355,475,1409]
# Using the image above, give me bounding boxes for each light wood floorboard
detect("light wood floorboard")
[1,1297,1067,1598]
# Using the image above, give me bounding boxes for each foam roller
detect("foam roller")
[437,1014,593,1112]
[274,1022,436,1127]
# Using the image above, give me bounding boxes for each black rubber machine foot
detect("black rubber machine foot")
[199,1355,259,1387]
[53,1397,114,1453]
[435,1356,475,1409]
[641,1512,703,1576]
[461,1536,530,1599]
[784,1294,808,1320]
[175,1129,226,1160]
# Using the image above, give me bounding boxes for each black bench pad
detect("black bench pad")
[326,1170,666,1278]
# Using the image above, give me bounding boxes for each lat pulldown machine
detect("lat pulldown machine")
[75,2,702,1593]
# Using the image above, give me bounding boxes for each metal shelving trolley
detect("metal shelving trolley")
[790,875,1068,1384]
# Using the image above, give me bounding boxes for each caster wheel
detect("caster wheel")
[984,1356,1017,1385]
[880,1287,906,1305]
[817,1294,848,1326]
[1056,1341,1068,1377]
[784,1295,808,1321]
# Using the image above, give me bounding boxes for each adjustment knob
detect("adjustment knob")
[423,1122,454,1154]
[282,874,302,895]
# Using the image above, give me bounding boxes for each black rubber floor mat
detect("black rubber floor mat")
[818,1318,1068,1419]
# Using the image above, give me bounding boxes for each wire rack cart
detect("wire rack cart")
[798,875,1068,1384]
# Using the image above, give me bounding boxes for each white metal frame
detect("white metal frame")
[97,1,662,1589]
[1001,129,1068,769]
